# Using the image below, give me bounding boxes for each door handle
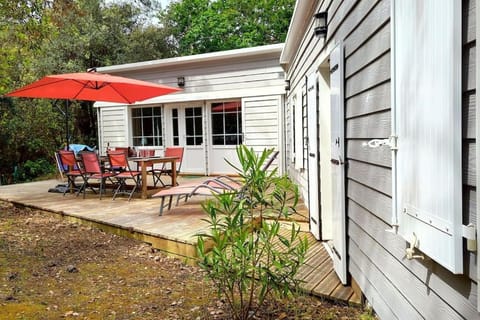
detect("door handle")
[331,158,344,165]
[309,152,316,157]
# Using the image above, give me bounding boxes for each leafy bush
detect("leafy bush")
[197,146,308,320]
[14,158,56,183]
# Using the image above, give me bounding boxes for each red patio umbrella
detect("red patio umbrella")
[6,71,180,104]
[6,70,181,147]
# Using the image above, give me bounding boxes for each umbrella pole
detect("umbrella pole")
[65,100,69,150]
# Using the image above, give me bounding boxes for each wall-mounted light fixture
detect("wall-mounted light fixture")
[314,11,328,38]
[177,76,185,87]
[285,79,291,91]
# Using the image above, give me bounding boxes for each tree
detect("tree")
[160,0,295,55]
[0,0,173,183]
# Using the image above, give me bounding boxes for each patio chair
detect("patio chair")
[58,150,87,196]
[149,146,184,187]
[78,151,118,199]
[152,150,279,215]
[107,150,142,201]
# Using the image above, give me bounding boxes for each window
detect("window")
[132,106,163,146]
[394,0,462,273]
[185,107,203,146]
[211,101,242,145]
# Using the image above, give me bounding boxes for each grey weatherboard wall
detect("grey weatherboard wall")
[282,0,478,319]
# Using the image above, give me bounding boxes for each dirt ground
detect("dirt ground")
[0,201,369,319]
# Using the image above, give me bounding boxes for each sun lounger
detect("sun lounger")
[152,150,279,215]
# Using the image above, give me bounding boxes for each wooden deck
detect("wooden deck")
[0,178,360,305]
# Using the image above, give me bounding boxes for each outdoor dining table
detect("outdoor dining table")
[128,156,178,199]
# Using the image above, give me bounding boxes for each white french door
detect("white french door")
[164,104,206,174]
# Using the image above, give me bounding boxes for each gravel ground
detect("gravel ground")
[0,201,369,319]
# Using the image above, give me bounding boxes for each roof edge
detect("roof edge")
[280,1,317,69]
[97,43,284,73]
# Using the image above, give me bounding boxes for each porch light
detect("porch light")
[314,11,328,38]
[285,80,290,91]
[177,76,185,87]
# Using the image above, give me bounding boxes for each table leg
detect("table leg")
[171,159,177,186]
[141,161,148,199]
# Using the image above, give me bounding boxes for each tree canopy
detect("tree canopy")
[161,0,295,55]
[0,0,295,184]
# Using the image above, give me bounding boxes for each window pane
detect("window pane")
[185,117,194,135]
[194,107,202,116]
[172,108,178,117]
[153,118,162,136]
[172,118,178,136]
[186,137,194,145]
[185,108,193,117]
[133,137,142,145]
[195,137,203,145]
[143,108,153,117]
[212,114,224,134]
[212,135,224,145]
[195,117,203,135]
[225,135,238,145]
[173,137,179,146]
[132,108,142,117]
[132,118,142,136]
[153,107,162,116]
[224,113,238,134]
[143,118,153,136]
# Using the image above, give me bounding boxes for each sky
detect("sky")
[105,0,173,9]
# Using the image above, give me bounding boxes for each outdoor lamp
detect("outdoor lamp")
[314,11,328,38]
[177,76,185,87]
[285,80,291,91]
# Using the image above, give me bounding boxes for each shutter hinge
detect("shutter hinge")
[462,224,477,252]
[364,135,398,150]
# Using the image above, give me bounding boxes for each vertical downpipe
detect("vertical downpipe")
[390,0,399,230]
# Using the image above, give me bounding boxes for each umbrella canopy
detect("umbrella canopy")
[5,71,181,147]
[6,71,181,104]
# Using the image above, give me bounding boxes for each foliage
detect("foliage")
[13,158,56,183]
[0,0,295,183]
[0,0,171,184]
[160,0,295,55]
[197,146,308,320]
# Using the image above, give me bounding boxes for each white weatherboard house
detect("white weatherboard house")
[95,43,285,175]
[96,0,480,318]
[281,0,479,319]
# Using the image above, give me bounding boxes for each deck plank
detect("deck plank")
[0,178,359,305]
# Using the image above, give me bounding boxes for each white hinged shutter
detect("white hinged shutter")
[307,72,320,240]
[329,43,347,284]
[294,92,304,169]
[394,0,463,273]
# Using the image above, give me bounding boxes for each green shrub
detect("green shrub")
[197,146,308,320]
[14,159,56,183]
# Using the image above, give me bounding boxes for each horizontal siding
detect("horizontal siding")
[342,0,478,318]
[99,107,128,152]
[345,81,390,119]
[284,0,478,318]
[350,201,479,319]
[121,57,285,97]
[243,96,280,153]
[349,216,472,319]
